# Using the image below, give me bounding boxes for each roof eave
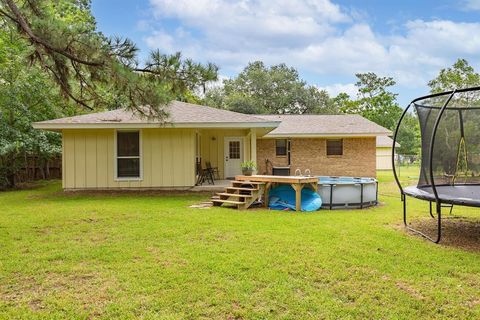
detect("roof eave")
[262,132,392,138]
[32,121,280,130]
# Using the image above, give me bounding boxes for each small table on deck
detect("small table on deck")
[235,175,319,211]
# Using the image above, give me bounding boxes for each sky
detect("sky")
[91,0,480,106]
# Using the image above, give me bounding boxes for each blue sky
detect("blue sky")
[92,0,480,106]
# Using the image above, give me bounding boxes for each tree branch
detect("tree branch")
[3,0,104,67]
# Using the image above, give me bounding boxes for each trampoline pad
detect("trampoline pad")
[404,185,480,206]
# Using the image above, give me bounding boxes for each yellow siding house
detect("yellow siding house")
[33,101,279,190]
[34,101,393,190]
[376,136,400,170]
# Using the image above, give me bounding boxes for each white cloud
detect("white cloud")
[148,0,348,52]
[144,0,480,90]
[464,0,480,10]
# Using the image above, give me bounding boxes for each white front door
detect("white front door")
[224,137,243,178]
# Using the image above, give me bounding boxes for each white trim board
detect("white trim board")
[114,129,143,182]
[32,121,280,130]
[261,133,391,138]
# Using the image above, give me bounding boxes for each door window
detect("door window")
[229,141,240,159]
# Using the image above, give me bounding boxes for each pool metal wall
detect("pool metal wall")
[318,177,378,209]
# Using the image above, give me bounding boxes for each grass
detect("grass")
[0,169,479,319]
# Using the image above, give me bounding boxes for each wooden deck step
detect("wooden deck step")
[226,187,257,191]
[212,199,245,205]
[217,193,253,198]
[211,180,265,210]
[232,181,265,185]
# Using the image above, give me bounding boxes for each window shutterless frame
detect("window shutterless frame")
[114,129,143,181]
[275,139,287,156]
[326,139,343,156]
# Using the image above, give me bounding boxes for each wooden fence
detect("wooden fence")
[14,156,62,183]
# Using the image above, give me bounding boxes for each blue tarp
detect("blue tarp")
[268,185,322,211]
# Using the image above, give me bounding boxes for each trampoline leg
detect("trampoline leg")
[403,196,442,244]
[435,202,442,243]
[429,201,435,219]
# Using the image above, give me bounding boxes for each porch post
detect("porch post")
[250,129,257,174]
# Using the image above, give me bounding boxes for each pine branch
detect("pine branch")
[2,0,103,67]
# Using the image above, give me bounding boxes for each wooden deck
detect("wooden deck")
[235,175,318,211]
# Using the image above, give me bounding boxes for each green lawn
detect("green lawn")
[1,169,479,319]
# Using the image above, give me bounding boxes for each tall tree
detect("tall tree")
[427,59,480,171]
[428,58,480,93]
[338,72,403,131]
[205,61,336,114]
[395,113,420,156]
[334,72,420,155]
[0,0,218,117]
[0,28,66,188]
[0,0,219,188]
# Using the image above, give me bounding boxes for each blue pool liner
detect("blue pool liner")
[268,185,322,211]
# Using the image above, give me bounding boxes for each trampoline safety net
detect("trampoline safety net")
[413,90,480,187]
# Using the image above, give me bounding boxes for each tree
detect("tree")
[334,72,420,155]
[428,59,480,93]
[0,0,218,117]
[427,59,480,173]
[395,113,420,156]
[331,92,357,114]
[338,72,403,131]
[205,61,337,114]
[0,29,66,188]
[0,0,219,188]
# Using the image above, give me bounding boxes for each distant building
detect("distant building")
[376,136,400,170]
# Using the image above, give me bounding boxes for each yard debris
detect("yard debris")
[189,202,213,209]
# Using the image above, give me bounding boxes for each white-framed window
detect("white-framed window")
[115,130,142,180]
[276,139,287,156]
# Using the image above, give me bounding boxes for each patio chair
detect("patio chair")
[205,161,220,180]
[195,161,215,185]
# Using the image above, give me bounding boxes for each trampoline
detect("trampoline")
[393,86,480,243]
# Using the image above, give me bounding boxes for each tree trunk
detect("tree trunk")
[45,159,50,179]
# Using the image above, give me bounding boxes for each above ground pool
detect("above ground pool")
[317,176,378,209]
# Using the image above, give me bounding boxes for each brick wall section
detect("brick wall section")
[256,137,377,178]
[256,139,289,174]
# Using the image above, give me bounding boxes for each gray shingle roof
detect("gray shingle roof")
[33,101,392,137]
[33,101,279,129]
[257,114,391,137]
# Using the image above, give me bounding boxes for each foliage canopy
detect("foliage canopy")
[205,61,336,115]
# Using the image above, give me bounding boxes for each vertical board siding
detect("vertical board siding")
[85,131,97,188]
[96,132,108,188]
[142,130,152,187]
[63,132,75,189]
[199,129,249,179]
[62,134,66,189]
[62,128,195,189]
[151,129,162,186]
[106,131,116,188]
[162,130,173,186]
[74,133,86,188]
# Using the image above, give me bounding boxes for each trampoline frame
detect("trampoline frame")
[392,86,480,243]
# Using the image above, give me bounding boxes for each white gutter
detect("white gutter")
[32,121,281,130]
[261,132,392,138]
